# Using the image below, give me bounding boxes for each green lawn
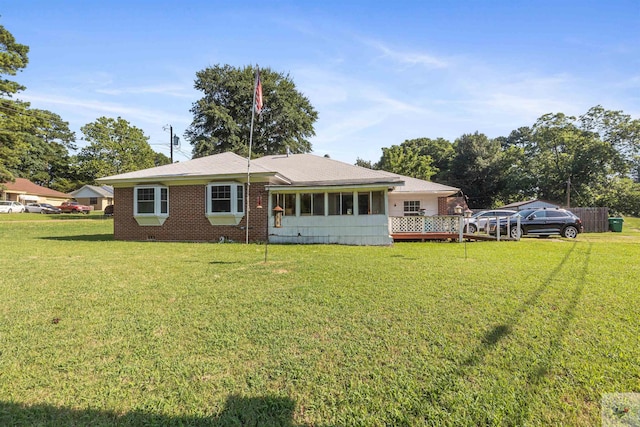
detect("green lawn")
[0,217,639,426]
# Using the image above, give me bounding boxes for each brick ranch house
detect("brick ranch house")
[97,152,459,245]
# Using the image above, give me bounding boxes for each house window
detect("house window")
[205,183,244,226]
[358,191,385,215]
[300,193,325,216]
[135,186,168,216]
[89,197,98,205]
[328,192,354,215]
[134,186,169,226]
[207,183,244,215]
[404,200,420,216]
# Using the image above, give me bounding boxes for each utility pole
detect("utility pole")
[169,125,173,163]
[566,177,571,208]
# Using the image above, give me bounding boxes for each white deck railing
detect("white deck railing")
[389,215,462,234]
[389,215,521,241]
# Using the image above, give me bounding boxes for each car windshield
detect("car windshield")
[512,209,536,218]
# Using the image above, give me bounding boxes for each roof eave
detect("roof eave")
[267,179,403,191]
[98,171,276,186]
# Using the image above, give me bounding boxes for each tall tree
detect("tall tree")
[187,64,318,158]
[355,158,374,169]
[17,109,76,189]
[375,143,436,181]
[579,105,640,181]
[0,24,30,183]
[366,138,454,182]
[75,117,167,183]
[527,111,629,206]
[448,132,503,208]
[493,127,537,205]
[402,137,455,183]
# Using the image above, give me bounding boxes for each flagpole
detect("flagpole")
[246,66,259,244]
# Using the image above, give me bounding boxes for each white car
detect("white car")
[466,209,517,233]
[0,200,25,213]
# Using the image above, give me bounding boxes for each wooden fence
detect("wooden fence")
[570,207,609,233]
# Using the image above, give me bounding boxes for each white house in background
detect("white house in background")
[70,185,114,211]
[98,152,459,245]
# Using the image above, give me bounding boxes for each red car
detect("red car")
[59,201,91,214]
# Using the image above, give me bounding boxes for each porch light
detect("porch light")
[256,194,263,209]
[454,204,463,215]
[464,208,473,218]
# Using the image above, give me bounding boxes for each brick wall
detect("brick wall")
[437,197,448,215]
[113,183,269,242]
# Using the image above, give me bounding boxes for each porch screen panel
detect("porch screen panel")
[372,191,384,214]
[341,192,354,215]
[284,194,296,216]
[328,192,340,215]
[300,193,312,215]
[272,193,281,211]
[313,193,325,216]
[358,192,371,215]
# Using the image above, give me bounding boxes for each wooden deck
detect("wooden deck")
[391,232,509,242]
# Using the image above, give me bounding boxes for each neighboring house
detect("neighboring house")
[97,152,459,245]
[498,199,560,211]
[0,178,72,205]
[70,185,114,211]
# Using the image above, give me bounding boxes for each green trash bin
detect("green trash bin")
[608,217,624,232]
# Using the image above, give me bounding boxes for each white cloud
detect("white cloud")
[96,84,195,98]
[20,93,191,125]
[361,38,449,69]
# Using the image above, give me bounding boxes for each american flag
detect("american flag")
[255,70,263,115]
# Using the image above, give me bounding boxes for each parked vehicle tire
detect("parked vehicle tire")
[562,225,578,238]
[467,224,477,233]
[510,227,522,239]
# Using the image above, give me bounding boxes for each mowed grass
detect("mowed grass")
[0,217,639,426]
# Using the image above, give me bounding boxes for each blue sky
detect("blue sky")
[2,1,639,164]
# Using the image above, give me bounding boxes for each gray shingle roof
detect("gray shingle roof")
[97,152,458,195]
[252,154,403,186]
[98,152,273,183]
[390,175,459,194]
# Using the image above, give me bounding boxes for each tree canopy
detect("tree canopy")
[74,117,168,183]
[364,106,640,215]
[16,109,76,189]
[448,132,503,208]
[187,64,318,158]
[0,24,30,183]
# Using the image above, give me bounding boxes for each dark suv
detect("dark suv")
[489,208,583,239]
